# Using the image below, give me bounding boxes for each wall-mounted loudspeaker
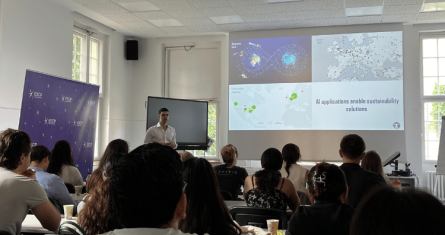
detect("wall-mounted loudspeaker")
[126,40,138,60]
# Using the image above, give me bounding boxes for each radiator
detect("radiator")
[426,170,445,201]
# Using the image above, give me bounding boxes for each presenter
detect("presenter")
[144,108,177,149]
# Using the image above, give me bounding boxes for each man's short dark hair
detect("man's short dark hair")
[31,145,51,162]
[340,134,366,160]
[0,129,32,170]
[111,143,183,228]
[158,108,169,114]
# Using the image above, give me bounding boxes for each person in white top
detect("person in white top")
[144,108,177,149]
[0,129,60,235]
[279,143,309,193]
[46,140,83,186]
[101,143,194,235]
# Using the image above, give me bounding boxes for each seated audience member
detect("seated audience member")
[279,143,309,193]
[106,143,196,235]
[361,150,391,185]
[46,140,83,186]
[286,162,354,235]
[244,148,300,211]
[179,151,194,162]
[179,158,241,235]
[339,134,385,208]
[78,139,129,235]
[29,145,76,214]
[0,129,60,235]
[350,187,445,235]
[214,144,248,200]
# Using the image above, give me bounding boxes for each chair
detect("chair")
[229,206,289,229]
[216,174,242,200]
[58,221,86,235]
[220,190,233,200]
[65,183,75,194]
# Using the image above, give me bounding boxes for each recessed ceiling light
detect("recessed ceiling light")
[345,6,383,17]
[210,15,244,24]
[264,0,302,3]
[422,2,445,12]
[148,19,183,27]
[118,2,159,12]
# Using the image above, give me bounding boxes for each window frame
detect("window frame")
[421,34,445,163]
[72,31,87,82]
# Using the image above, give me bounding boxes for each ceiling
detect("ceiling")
[68,0,445,38]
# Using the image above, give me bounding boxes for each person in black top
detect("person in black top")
[286,161,354,235]
[339,134,385,208]
[214,144,248,200]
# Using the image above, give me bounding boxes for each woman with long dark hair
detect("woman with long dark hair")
[244,148,300,211]
[279,143,309,193]
[179,158,242,235]
[77,139,129,235]
[46,140,83,186]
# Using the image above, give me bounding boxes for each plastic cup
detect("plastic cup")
[267,219,279,235]
[63,205,74,220]
[75,186,82,196]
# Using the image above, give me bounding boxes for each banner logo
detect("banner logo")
[44,117,56,125]
[393,122,400,129]
[73,120,83,127]
[31,143,37,147]
[29,90,42,99]
[83,142,93,148]
[87,100,96,106]
[61,95,72,103]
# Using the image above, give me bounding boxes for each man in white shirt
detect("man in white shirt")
[144,108,177,149]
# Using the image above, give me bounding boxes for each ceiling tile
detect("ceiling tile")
[424,0,445,3]
[185,0,231,9]
[111,0,150,3]
[131,28,167,35]
[345,0,384,8]
[119,20,157,30]
[347,15,382,24]
[383,4,422,14]
[177,17,216,26]
[384,0,424,5]
[166,8,205,18]
[86,4,128,14]
[218,23,253,31]
[275,12,304,21]
[248,21,292,30]
[199,7,238,17]
[235,5,272,15]
[321,0,344,10]
[227,0,265,6]
[103,13,141,23]
[188,25,224,32]
[161,26,194,34]
[147,0,195,10]
[241,13,278,22]
[71,0,110,5]
[417,12,445,20]
[134,11,172,20]
[382,13,418,22]
[322,17,349,26]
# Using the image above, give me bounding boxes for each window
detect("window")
[72,30,102,88]
[422,36,445,160]
[188,103,218,159]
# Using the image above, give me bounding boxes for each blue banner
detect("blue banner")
[19,70,99,180]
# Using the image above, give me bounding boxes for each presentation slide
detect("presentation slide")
[229,31,403,131]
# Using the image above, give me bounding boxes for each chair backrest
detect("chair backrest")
[216,174,242,199]
[220,190,233,200]
[297,191,312,205]
[229,206,288,229]
[65,183,75,194]
[0,230,12,235]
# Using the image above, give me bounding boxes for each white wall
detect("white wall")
[0,0,72,131]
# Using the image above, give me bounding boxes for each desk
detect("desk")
[22,215,77,234]
[225,200,247,209]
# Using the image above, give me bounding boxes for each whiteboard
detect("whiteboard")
[437,116,445,174]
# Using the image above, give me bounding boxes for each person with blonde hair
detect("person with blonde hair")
[361,150,391,185]
[179,151,194,162]
[214,144,248,200]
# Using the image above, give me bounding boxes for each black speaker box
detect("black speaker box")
[126,40,138,60]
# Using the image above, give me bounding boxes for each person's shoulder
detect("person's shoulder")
[214,164,226,170]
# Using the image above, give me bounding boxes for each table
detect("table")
[21,214,78,234]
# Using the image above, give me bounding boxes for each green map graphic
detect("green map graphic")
[290,93,298,101]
